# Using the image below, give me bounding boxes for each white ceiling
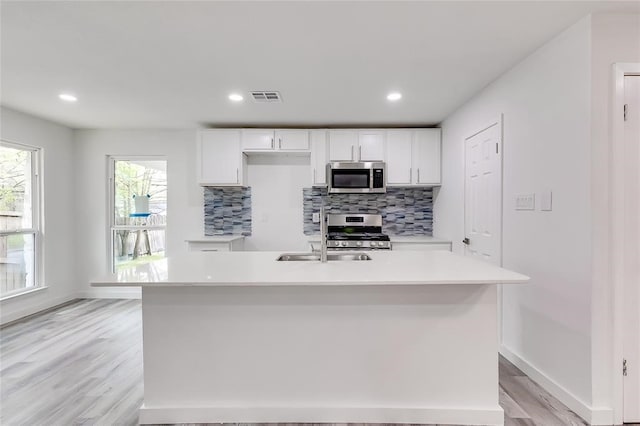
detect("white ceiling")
[1,1,638,129]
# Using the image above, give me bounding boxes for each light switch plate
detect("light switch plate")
[540,190,553,211]
[312,212,320,223]
[516,193,535,210]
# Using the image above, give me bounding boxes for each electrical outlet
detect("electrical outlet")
[312,212,320,223]
[515,193,535,210]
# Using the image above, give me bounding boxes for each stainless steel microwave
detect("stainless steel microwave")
[327,161,386,194]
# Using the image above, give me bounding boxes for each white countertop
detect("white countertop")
[92,250,528,287]
[307,235,451,244]
[185,236,245,243]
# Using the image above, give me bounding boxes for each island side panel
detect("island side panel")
[140,284,502,425]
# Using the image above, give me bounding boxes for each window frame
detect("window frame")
[107,155,167,273]
[0,139,42,299]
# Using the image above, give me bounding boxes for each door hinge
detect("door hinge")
[623,359,628,376]
[624,104,628,121]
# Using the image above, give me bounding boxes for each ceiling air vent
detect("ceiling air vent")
[251,91,282,103]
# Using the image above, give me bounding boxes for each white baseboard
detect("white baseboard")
[0,293,78,325]
[499,345,614,425]
[139,404,505,425]
[78,287,141,299]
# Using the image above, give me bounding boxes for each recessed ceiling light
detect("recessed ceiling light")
[59,93,77,102]
[228,93,244,102]
[387,92,402,101]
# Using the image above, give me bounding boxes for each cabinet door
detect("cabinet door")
[358,130,385,161]
[392,242,452,251]
[328,130,358,161]
[276,130,310,150]
[199,130,242,185]
[386,130,413,184]
[413,129,441,185]
[242,129,275,150]
[310,130,328,185]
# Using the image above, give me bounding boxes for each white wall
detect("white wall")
[0,107,77,324]
[435,14,594,414]
[588,13,640,422]
[73,130,201,298]
[244,154,311,252]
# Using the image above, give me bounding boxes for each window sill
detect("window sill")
[0,286,49,302]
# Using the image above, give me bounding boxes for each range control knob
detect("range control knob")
[340,241,347,247]
[370,241,377,247]
[356,241,363,247]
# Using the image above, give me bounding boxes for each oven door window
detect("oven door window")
[332,170,370,188]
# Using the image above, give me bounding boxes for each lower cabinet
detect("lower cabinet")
[392,241,452,251]
[186,238,245,252]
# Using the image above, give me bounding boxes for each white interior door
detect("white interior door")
[623,75,640,423]
[464,121,502,266]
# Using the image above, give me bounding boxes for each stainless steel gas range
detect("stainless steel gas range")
[326,213,391,250]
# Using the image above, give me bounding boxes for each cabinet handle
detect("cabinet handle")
[271,138,274,149]
[417,168,420,183]
[359,145,362,161]
[236,168,239,183]
[313,168,316,184]
[279,138,282,149]
[409,167,412,183]
[351,145,354,161]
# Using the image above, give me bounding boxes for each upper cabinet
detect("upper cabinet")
[242,129,309,151]
[386,130,413,185]
[413,129,441,185]
[310,130,328,186]
[328,130,384,162]
[277,130,310,150]
[241,129,274,150]
[198,127,440,188]
[198,130,245,186]
[328,130,358,161]
[358,131,385,161]
[386,129,441,186]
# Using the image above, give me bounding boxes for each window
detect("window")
[0,141,40,297]
[109,157,167,272]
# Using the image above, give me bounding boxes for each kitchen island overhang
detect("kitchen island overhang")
[92,250,529,426]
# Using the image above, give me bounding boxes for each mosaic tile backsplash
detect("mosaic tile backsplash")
[204,187,252,236]
[303,187,433,236]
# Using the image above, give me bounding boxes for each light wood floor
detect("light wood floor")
[0,299,589,426]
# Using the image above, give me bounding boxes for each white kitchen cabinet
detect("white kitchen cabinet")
[413,129,441,185]
[392,241,452,251]
[310,130,328,186]
[358,130,385,161]
[242,129,309,151]
[328,130,359,161]
[386,130,413,184]
[276,130,310,150]
[242,129,276,150]
[198,130,245,186]
[385,129,441,186]
[328,130,385,162]
[186,237,245,252]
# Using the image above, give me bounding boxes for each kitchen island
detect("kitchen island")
[92,250,528,425]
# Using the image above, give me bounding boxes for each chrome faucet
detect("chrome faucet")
[320,205,328,263]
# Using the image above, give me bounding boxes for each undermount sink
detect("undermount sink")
[277,253,371,262]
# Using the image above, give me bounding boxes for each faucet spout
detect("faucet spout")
[320,206,328,263]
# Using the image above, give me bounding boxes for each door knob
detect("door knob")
[462,238,470,245]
